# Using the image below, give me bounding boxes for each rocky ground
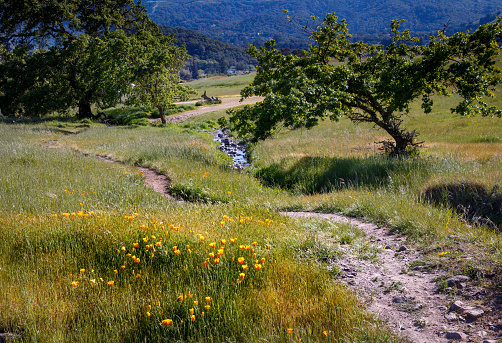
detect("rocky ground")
[283,212,502,343]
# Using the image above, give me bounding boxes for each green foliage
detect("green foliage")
[228,13,502,155]
[0,0,190,121]
[160,26,256,76]
[125,30,195,124]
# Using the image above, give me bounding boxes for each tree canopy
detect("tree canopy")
[0,0,191,119]
[227,13,502,155]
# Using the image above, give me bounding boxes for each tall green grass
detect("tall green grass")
[0,123,401,342]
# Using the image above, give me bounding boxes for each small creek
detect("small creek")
[213,128,250,170]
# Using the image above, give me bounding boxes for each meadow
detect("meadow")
[0,74,501,342]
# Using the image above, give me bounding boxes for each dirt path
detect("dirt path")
[283,212,498,343]
[90,154,499,342]
[95,155,180,202]
[151,96,264,123]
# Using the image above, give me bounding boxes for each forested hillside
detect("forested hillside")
[144,0,501,48]
[160,26,256,78]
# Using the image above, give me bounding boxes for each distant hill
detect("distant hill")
[144,0,501,48]
[160,26,257,78]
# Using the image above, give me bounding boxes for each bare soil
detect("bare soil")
[282,212,501,343]
[150,96,264,123]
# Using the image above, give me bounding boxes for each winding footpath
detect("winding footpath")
[46,99,500,343]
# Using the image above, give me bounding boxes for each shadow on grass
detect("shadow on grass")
[423,181,502,228]
[255,155,425,194]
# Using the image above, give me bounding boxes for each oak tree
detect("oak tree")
[228,13,502,155]
[0,0,190,119]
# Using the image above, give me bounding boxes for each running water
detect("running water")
[213,129,250,170]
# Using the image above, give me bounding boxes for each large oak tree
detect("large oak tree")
[228,13,502,155]
[0,0,190,119]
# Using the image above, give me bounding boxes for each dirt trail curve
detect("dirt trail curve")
[90,154,498,343]
[283,212,498,343]
[151,96,264,123]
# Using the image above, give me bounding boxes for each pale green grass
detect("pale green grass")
[186,74,255,99]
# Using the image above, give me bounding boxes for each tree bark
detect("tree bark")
[159,107,166,124]
[78,101,93,119]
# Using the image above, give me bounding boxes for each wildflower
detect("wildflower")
[252,242,257,247]
[62,213,70,217]
[204,305,210,311]
[202,260,209,267]
[71,281,78,287]
[189,308,194,315]
[146,312,151,317]
[205,297,211,303]
[191,315,195,322]
[161,319,173,326]
[148,305,152,310]
[172,246,177,251]
[174,250,181,256]
[107,281,114,287]
[220,221,225,226]
[121,246,126,251]
[242,265,248,271]
[136,274,141,278]
[221,239,226,245]
[209,242,216,249]
[80,269,85,274]
[255,264,262,270]
[239,273,245,280]
[261,257,266,263]
[438,252,446,257]
[209,252,215,259]
[121,265,126,270]
[323,330,332,337]
[194,301,198,306]
[214,258,220,265]
[187,291,192,299]
[217,248,224,257]
[135,257,141,263]
[237,257,245,264]
[133,242,139,248]
[227,191,231,195]
[287,328,293,334]
[90,279,96,285]
[230,238,237,243]
[199,235,205,241]
[236,279,241,285]
[201,312,204,317]
[114,270,118,274]
[178,294,184,301]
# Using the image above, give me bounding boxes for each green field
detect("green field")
[0,76,501,342]
[186,73,256,99]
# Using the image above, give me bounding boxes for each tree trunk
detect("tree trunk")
[78,101,93,119]
[77,90,94,119]
[375,115,417,156]
[159,107,166,124]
